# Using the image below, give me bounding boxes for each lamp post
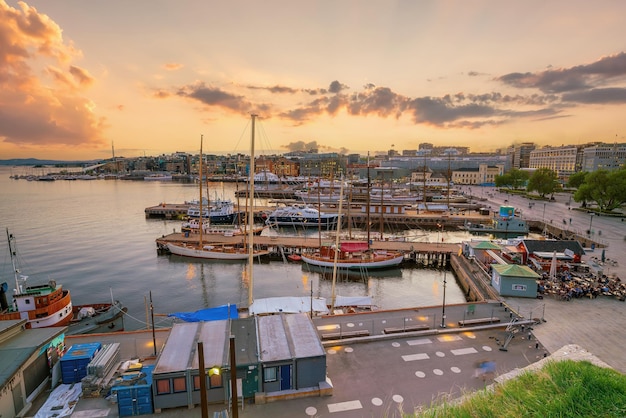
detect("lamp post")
[588,213,594,236]
[440,270,447,328]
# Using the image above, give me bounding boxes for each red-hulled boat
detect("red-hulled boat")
[0,229,126,334]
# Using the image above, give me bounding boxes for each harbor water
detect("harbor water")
[0,166,469,331]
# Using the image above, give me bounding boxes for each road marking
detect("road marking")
[328,400,363,413]
[451,347,478,355]
[437,335,462,342]
[317,324,340,331]
[407,338,432,346]
[72,410,110,418]
[402,353,430,361]
[372,397,383,406]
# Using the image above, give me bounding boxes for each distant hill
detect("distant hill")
[0,158,97,166]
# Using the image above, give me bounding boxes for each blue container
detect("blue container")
[112,365,155,416]
[60,342,102,384]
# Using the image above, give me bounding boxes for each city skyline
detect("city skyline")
[2,1,626,160]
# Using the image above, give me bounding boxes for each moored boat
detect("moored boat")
[0,229,126,333]
[265,204,341,229]
[165,132,269,261]
[465,205,529,238]
[300,241,404,270]
[167,242,268,260]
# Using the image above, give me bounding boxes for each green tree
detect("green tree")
[575,169,626,212]
[527,168,560,198]
[495,169,529,189]
[567,171,588,189]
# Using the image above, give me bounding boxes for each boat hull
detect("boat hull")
[167,243,269,260]
[301,253,404,270]
[66,301,127,335]
[266,215,340,229]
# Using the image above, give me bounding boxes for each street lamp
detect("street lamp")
[440,270,447,328]
[588,213,594,236]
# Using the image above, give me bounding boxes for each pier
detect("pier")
[153,232,499,299]
[145,202,494,231]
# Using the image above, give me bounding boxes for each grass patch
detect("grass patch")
[417,360,626,417]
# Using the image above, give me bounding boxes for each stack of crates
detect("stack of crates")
[111,365,155,416]
[60,342,102,384]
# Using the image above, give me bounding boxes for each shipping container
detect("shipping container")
[112,365,155,416]
[60,342,102,384]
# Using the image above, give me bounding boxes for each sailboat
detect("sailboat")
[0,228,127,332]
[167,127,269,260]
[300,169,404,271]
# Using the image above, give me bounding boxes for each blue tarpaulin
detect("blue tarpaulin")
[168,304,238,322]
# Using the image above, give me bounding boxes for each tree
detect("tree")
[567,171,588,189]
[575,169,626,212]
[495,169,529,189]
[527,168,560,198]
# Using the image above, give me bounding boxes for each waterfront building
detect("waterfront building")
[581,143,626,172]
[452,164,505,185]
[0,320,66,418]
[529,146,583,181]
[508,142,536,169]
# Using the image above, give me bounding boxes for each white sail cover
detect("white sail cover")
[249,297,329,316]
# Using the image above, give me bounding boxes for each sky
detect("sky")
[2,1,626,161]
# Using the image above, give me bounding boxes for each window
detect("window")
[264,367,277,383]
[173,377,186,393]
[209,373,222,389]
[156,379,171,395]
[193,375,201,391]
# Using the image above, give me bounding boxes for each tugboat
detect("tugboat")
[464,205,529,238]
[0,229,126,333]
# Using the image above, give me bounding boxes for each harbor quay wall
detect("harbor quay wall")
[450,253,500,302]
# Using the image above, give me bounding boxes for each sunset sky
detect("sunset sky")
[2,0,626,160]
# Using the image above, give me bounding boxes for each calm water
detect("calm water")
[0,166,468,330]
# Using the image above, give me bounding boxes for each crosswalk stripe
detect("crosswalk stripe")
[406,338,432,346]
[451,347,478,355]
[328,400,363,413]
[402,353,430,361]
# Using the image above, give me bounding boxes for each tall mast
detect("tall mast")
[247,114,257,308]
[6,228,21,294]
[199,135,203,247]
[366,152,371,249]
[330,177,344,311]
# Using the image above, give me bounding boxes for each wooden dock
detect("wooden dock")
[155,232,460,253]
[146,202,494,230]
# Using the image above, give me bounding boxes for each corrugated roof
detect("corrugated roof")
[257,313,324,363]
[0,325,66,390]
[154,321,229,374]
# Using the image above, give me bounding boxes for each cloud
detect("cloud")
[498,52,626,94]
[281,140,348,154]
[174,81,273,115]
[163,62,183,71]
[562,87,626,104]
[246,84,299,94]
[0,1,105,148]
[159,51,625,132]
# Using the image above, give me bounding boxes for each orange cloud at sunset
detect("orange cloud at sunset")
[0,1,105,155]
[1,1,626,160]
